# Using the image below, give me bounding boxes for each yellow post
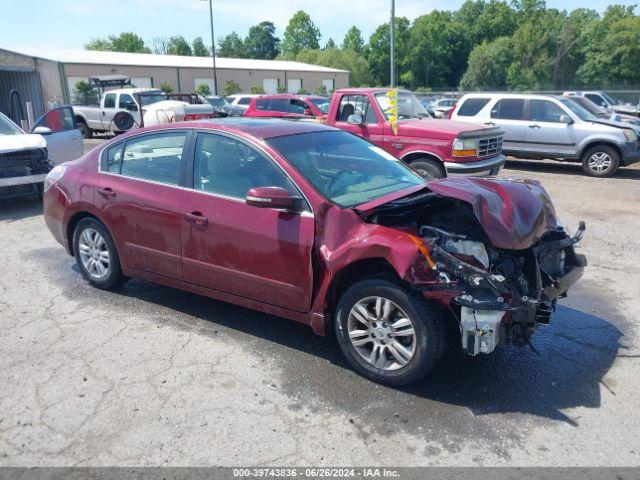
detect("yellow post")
[385,89,398,135]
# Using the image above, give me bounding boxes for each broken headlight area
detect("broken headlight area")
[421,222,586,356]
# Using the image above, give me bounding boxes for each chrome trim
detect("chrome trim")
[443,155,506,173]
[399,150,445,163]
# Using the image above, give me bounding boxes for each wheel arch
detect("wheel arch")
[400,150,446,176]
[66,211,109,255]
[578,140,622,162]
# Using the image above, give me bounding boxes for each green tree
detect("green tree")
[342,26,364,53]
[250,85,265,94]
[295,48,373,87]
[365,17,410,86]
[222,80,242,97]
[167,35,192,56]
[192,37,210,57]
[159,81,174,94]
[195,83,212,96]
[245,21,280,59]
[324,38,337,50]
[85,32,150,53]
[459,37,514,89]
[281,10,321,57]
[72,80,99,105]
[218,32,248,58]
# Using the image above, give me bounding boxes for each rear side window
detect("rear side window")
[586,94,606,107]
[255,98,268,110]
[102,143,124,172]
[267,98,289,112]
[103,94,116,108]
[116,132,187,185]
[491,99,525,120]
[457,98,490,117]
[238,97,252,105]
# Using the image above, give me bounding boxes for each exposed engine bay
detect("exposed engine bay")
[362,179,586,356]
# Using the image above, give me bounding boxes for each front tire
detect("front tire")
[73,218,125,289]
[334,277,445,386]
[582,145,620,177]
[410,158,445,180]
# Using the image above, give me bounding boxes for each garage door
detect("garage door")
[263,79,278,95]
[194,78,215,95]
[287,79,302,94]
[0,70,44,122]
[131,77,152,88]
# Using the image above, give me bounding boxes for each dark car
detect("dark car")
[43,119,585,386]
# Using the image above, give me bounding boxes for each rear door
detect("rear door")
[31,106,83,164]
[524,99,576,156]
[95,130,190,279]
[180,131,315,312]
[489,98,527,153]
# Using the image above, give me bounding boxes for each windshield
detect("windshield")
[308,97,330,114]
[560,98,597,121]
[207,97,228,107]
[267,130,425,207]
[0,113,22,135]
[138,92,167,107]
[375,92,430,120]
[602,92,619,105]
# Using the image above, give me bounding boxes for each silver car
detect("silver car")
[451,93,640,177]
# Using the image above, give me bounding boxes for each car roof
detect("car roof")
[459,92,564,101]
[335,87,412,95]
[145,118,338,140]
[255,94,326,100]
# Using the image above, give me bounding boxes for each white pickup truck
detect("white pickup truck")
[0,107,83,199]
[74,88,218,138]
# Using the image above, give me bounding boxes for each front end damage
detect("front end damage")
[360,177,586,356]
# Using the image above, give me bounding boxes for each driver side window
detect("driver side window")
[336,95,378,124]
[193,133,297,200]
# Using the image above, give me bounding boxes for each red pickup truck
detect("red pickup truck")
[324,88,506,178]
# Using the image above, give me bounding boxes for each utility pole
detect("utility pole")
[390,0,395,88]
[207,0,219,95]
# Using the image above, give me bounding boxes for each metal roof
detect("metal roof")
[3,47,349,74]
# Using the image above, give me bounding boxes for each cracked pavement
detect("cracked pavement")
[1,149,639,466]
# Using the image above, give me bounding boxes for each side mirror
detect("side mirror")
[559,115,573,125]
[32,126,52,135]
[246,186,294,210]
[303,108,313,116]
[347,114,363,125]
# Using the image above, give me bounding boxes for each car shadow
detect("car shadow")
[112,277,622,435]
[504,159,640,179]
[0,196,43,222]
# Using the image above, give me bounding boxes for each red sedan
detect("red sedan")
[43,119,585,386]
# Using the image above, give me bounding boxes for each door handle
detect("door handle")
[484,121,495,126]
[97,187,116,199]
[184,211,208,227]
[528,124,541,129]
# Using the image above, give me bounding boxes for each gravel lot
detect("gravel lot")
[1,139,639,466]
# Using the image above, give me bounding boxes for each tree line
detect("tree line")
[85,1,640,91]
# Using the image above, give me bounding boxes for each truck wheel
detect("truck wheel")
[334,276,445,386]
[582,146,620,177]
[410,158,445,179]
[73,218,125,290]
[77,120,92,139]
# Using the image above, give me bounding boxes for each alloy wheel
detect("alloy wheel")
[78,228,110,280]
[347,296,417,371]
[588,152,612,174]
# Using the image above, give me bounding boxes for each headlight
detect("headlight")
[44,164,67,192]
[452,138,478,157]
[623,128,638,141]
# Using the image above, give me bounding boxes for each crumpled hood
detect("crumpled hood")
[589,118,640,135]
[427,177,558,250]
[0,133,46,155]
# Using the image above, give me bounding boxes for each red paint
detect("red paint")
[43,120,562,336]
[244,94,328,120]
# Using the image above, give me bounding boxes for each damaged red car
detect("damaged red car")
[43,119,586,386]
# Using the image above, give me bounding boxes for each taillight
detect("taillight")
[44,164,67,192]
[448,103,458,119]
[183,113,215,121]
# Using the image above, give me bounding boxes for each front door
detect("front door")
[95,130,189,279]
[524,99,576,157]
[31,106,83,164]
[100,93,119,130]
[181,132,315,312]
[333,93,385,145]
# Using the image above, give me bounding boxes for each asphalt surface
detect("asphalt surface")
[1,140,639,466]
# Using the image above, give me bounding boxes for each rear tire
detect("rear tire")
[410,158,445,180]
[581,145,620,177]
[77,120,92,139]
[73,218,125,290]
[334,276,445,386]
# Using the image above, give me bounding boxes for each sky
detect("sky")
[1,0,638,52]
